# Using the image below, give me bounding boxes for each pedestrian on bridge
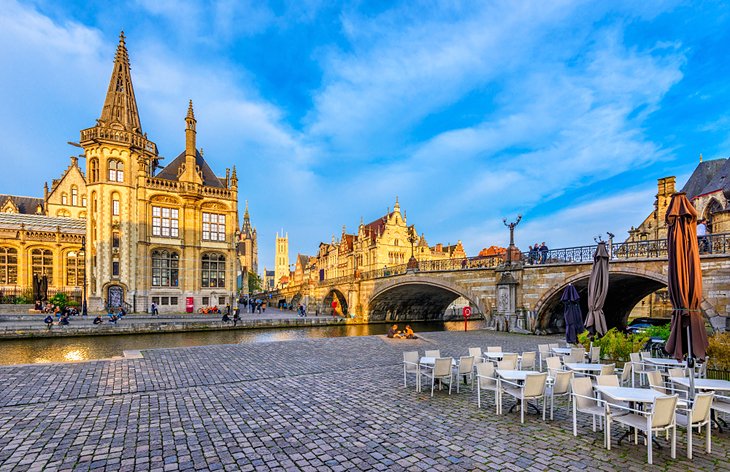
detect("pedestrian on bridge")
[539,242,549,264]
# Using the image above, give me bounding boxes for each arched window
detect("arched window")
[0,247,18,284]
[66,250,85,287]
[201,253,225,288]
[112,193,120,216]
[31,248,53,285]
[108,160,124,182]
[89,158,99,182]
[61,193,68,205]
[81,195,87,207]
[56,209,70,217]
[91,191,97,214]
[152,250,179,287]
[71,186,78,206]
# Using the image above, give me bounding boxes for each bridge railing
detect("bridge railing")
[522,232,730,265]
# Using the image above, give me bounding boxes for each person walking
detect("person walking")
[233,311,240,327]
[151,301,159,315]
[539,242,549,264]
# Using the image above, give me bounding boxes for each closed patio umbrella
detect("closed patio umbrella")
[561,284,583,344]
[664,192,709,398]
[585,242,609,336]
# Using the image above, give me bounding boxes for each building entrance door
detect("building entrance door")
[107,285,124,308]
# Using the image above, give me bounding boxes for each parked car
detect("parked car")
[625,317,671,335]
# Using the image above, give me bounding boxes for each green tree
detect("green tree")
[248,272,263,294]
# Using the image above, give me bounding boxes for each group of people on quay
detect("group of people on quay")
[527,242,550,264]
[387,324,418,339]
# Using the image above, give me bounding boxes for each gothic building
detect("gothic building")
[0,32,256,312]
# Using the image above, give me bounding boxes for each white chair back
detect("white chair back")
[403,351,419,372]
[521,351,536,370]
[647,370,666,394]
[690,392,714,424]
[433,358,452,377]
[476,362,497,388]
[600,364,615,375]
[629,352,641,364]
[589,346,601,363]
[487,346,501,353]
[553,370,573,394]
[651,395,678,429]
[502,353,518,365]
[497,359,517,370]
[468,347,482,360]
[640,351,652,360]
[545,356,562,375]
[425,350,441,358]
[458,356,475,375]
[571,377,596,409]
[620,362,633,385]
[548,343,559,349]
[538,344,550,355]
[523,373,548,398]
[596,374,619,387]
[667,367,686,378]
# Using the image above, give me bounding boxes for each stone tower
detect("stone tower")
[80,31,159,310]
[237,201,258,293]
[274,231,289,288]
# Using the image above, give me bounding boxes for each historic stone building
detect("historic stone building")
[274,231,290,288]
[236,201,258,294]
[288,198,467,288]
[0,33,254,313]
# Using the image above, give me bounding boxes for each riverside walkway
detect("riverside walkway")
[0,330,728,471]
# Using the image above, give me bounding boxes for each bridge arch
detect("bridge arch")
[368,275,482,322]
[534,267,718,333]
[322,288,348,316]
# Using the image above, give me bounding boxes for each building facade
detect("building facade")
[0,32,253,313]
[274,231,289,288]
[236,201,258,294]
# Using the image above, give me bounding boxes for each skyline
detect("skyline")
[2,1,730,271]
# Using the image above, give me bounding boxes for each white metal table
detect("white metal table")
[565,363,604,373]
[670,377,730,392]
[551,347,572,356]
[595,386,666,447]
[418,357,456,392]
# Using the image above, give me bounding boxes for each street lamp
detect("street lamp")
[406,225,419,271]
[502,215,522,266]
[80,236,88,316]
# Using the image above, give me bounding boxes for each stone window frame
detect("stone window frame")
[65,250,85,287]
[108,159,124,183]
[151,249,179,287]
[152,206,180,238]
[31,248,54,286]
[0,247,18,285]
[202,212,226,242]
[201,252,225,288]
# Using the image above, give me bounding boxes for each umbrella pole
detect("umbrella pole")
[687,324,695,400]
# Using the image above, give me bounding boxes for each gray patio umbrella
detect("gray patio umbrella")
[585,242,609,336]
[561,284,583,344]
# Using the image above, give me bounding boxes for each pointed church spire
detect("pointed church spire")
[99,31,142,133]
[244,200,250,220]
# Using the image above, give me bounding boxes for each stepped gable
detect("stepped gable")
[154,149,225,188]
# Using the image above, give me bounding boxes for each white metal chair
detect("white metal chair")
[548,343,559,350]
[402,351,419,388]
[497,359,517,370]
[547,370,573,420]
[501,372,548,423]
[422,357,453,397]
[520,351,536,371]
[647,370,667,394]
[609,394,678,465]
[589,346,601,363]
[630,352,653,386]
[424,349,441,358]
[545,356,562,377]
[487,346,502,353]
[617,362,633,387]
[538,344,550,371]
[676,392,714,459]
[712,394,730,420]
[667,368,688,396]
[502,353,519,367]
[468,347,483,364]
[476,362,500,413]
[454,356,475,393]
[571,377,611,449]
[600,364,615,376]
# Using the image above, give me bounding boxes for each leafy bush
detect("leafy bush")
[14,295,31,304]
[707,333,730,371]
[583,328,650,362]
[49,293,69,310]
[643,323,671,341]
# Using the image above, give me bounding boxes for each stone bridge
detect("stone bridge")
[275,237,730,333]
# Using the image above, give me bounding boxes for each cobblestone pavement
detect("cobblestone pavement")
[0,330,728,471]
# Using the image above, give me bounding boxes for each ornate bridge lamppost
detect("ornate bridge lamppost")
[502,215,522,266]
[406,225,419,272]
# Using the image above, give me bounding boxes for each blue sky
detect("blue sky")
[2,1,730,271]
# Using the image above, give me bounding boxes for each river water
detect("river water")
[0,320,488,365]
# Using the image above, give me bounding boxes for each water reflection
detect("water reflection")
[0,320,488,365]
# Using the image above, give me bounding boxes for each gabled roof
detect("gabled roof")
[695,158,730,199]
[682,158,727,199]
[154,149,224,188]
[0,195,44,214]
[363,212,394,240]
[297,254,310,268]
